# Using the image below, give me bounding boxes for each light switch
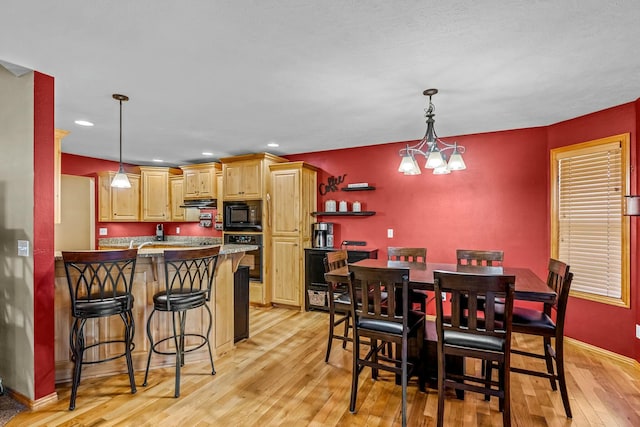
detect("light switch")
[387,229,394,238]
[18,240,29,257]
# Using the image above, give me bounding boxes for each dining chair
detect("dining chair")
[388,247,429,313]
[142,246,220,398]
[456,249,504,267]
[62,249,139,410]
[323,250,352,362]
[347,264,425,427]
[433,270,515,427]
[507,258,574,418]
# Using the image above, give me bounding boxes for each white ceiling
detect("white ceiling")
[2,1,640,166]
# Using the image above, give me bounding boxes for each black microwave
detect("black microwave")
[223,201,262,231]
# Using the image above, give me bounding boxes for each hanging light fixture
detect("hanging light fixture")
[110,93,131,188]
[397,89,466,175]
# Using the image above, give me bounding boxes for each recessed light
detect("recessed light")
[202,152,214,156]
[267,142,279,148]
[152,159,164,163]
[74,120,94,127]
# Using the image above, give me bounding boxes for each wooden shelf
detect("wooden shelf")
[311,211,376,217]
[341,186,376,191]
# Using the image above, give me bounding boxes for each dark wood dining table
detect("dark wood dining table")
[325,259,556,304]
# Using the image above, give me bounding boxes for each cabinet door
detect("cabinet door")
[272,237,301,306]
[241,161,262,199]
[271,169,300,235]
[98,174,113,222]
[112,175,140,221]
[183,170,200,198]
[170,177,185,221]
[224,163,244,198]
[142,170,169,221]
[198,168,215,198]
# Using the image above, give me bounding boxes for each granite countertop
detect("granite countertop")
[54,242,258,260]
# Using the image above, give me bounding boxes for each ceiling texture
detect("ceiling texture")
[2,1,640,166]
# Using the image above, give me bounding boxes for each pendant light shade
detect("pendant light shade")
[111,94,131,189]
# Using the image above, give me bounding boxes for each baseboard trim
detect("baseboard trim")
[8,389,58,410]
[564,337,640,370]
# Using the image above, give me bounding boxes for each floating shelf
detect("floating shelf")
[311,211,376,217]
[341,186,376,191]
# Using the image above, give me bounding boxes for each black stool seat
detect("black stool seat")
[142,246,220,398]
[62,249,139,411]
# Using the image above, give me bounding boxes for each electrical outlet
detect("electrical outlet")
[636,324,640,339]
[176,227,181,234]
[18,240,29,257]
[442,292,447,301]
[387,228,393,238]
[99,227,108,236]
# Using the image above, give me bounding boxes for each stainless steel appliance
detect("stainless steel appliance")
[312,222,334,248]
[223,201,262,231]
[223,233,263,282]
[155,224,164,241]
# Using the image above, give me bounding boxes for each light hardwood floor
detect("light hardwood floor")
[10,307,640,426]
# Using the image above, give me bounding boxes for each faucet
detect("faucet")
[128,240,135,249]
[137,242,154,249]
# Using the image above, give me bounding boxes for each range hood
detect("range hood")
[180,199,217,209]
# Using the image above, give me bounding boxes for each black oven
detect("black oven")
[224,233,263,282]
[223,201,262,231]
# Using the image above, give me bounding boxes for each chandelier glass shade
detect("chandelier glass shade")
[111,94,131,188]
[398,89,466,175]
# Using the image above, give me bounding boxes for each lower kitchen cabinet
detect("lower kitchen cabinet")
[271,237,302,306]
[304,248,379,311]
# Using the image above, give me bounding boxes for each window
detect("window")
[551,134,630,307]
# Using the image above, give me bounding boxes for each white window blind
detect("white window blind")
[555,141,624,300]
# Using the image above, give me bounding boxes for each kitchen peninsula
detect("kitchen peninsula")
[53,242,257,383]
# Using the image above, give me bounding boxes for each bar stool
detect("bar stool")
[142,246,220,397]
[62,249,139,410]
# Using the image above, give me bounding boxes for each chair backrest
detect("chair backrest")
[62,249,139,317]
[387,247,427,264]
[348,264,410,326]
[325,249,348,273]
[547,258,573,333]
[163,246,221,306]
[433,270,515,350]
[456,249,504,267]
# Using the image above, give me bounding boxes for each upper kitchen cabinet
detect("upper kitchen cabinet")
[170,176,199,222]
[98,171,141,222]
[140,166,181,222]
[221,153,287,201]
[180,162,221,200]
[54,129,70,224]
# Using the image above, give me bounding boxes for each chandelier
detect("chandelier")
[398,88,466,175]
[110,93,132,188]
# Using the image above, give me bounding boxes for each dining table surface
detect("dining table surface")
[325,259,556,304]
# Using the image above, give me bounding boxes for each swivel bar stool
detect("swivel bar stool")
[62,249,138,410]
[142,246,220,397]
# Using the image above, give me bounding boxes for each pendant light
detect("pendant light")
[110,93,131,188]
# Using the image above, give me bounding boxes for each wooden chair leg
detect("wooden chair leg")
[325,306,336,362]
[349,336,360,413]
[436,352,445,427]
[342,313,350,349]
[503,362,511,427]
[556,339,572,418]
[543,337,557,390]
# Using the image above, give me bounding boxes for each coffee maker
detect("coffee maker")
[312,222,334,248]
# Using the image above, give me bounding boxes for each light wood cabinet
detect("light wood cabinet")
[170,176,199,222]
[98,171,141,221]
[223,160,262,200]
[54,129,70,224]
[140,166,181,222]
[180,162,221,200]
[269,162,317,308]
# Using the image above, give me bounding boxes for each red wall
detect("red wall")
[547,102,638,359]
[33,71,56,399]
[61,154,221,245]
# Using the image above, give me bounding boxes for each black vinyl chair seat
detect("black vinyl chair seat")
[511,306,556,332]
[153,290,207,311]
[74,294,133,317]
[443,330,506,352]
[357,310,423,335]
